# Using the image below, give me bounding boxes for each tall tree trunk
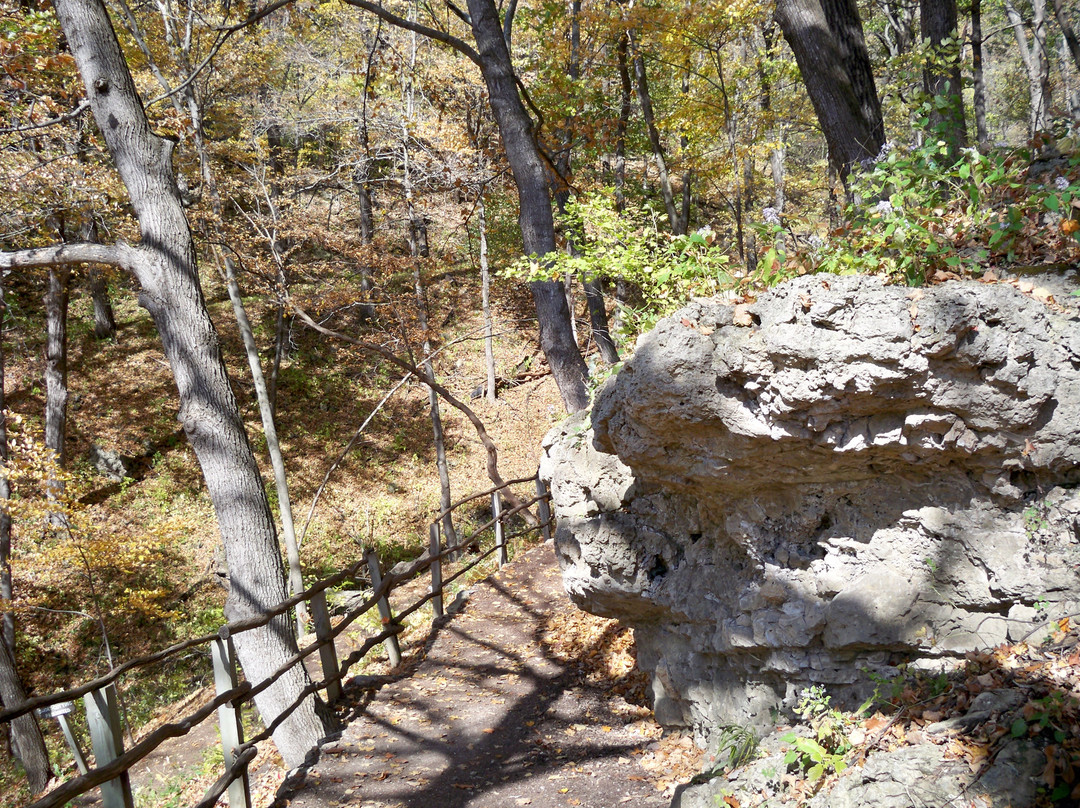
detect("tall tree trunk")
[82,221,116,340]
[222,257,308,636]
[354,22,381,295]
[775,0,884,179]
[971,0,989,146]
[464,0,589,412]
[479,195,497,403]
[46,0,330,767]
[402,16,456,549]
[921,0,968,158]
[86,270,116,340]
[614,32,632,215]
[0,275,53,795]
[0,280,11,655]
[629,34,684,234]
[1051,0,1080,75]
[44,268,69,528]
[0,638,51,794]
[1004,0,1053,137]
[1061,36,1080,119]
[553,0,617,366]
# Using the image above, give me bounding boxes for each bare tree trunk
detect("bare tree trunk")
[402,18,456,547]
[44,268,69,528]
[1061,36,1080,119]
[614,32,632,215]
[222,257,308,636]
[0,638,51,794]
[0,282,11,656]
[630,34,684,234]
[86,270,116,339]
[0,270,52,796]
[1004,0,1053,136]
[1051,0,1080,75]
[479,195,497,403]
[38,0,330,766]
[971,0,989,146]
[775,0,884,179]
[463,0,590,411]
[83,219,116,339]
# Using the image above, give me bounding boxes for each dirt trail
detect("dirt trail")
[271,543,673,808]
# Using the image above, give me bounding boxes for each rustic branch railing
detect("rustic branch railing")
[4,474,553,808]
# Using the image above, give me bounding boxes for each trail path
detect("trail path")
[272,543,675,808]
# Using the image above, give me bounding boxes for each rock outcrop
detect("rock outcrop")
[541,274,1080,745]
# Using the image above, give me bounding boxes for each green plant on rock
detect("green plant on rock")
[695,722,758,784]
[806,138,1030,284]
[780,685,865,782]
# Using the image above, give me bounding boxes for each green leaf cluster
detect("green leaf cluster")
[502,192,731,338]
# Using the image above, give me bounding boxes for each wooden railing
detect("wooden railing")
[1,475,553,808]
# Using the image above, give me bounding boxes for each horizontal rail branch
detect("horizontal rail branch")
[27,682,251,808]
[0,553,381,723]
[9,475,553,806]
[190,746,258,808]
[432,475,542,523]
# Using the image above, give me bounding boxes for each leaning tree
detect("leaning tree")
[0,0,331,768]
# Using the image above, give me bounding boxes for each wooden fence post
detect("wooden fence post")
[536,476,553,543]
[430,523,443,622]
[83,685,134,808]
[212,632,251,808]
[365,550,402,668]
[310,590,341,704]
[493,491,507,567]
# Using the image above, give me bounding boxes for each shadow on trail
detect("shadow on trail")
[273,550,665,808]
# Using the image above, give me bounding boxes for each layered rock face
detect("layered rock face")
[541,274,1080,743]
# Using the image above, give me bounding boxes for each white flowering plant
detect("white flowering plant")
[810,137,1038,283]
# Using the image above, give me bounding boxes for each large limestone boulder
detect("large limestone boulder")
[541,274,1080,744]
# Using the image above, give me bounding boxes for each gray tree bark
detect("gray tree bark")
[34,0,330,768]
[43,268,69,531]
[775,0,884,178]
[971,0,989,146]
[0,637,51,794]
[1004,0,1053,136]
[629,34,684,234]
[479,195,497,403]
[342,0,591,411]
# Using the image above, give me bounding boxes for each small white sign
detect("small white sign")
[36,702,74,719]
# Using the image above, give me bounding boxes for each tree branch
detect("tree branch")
[444,0,471,25]
[0,100,90,135]
[291,303,536,522]
[0,242,136,271]
[338,0,482,66]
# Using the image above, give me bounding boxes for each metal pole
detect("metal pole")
[430,523,443,621]
[536,475,553,543]
[212,632,251,808]
[83,685,134,808]
[493,491,507,567]
[365,549,402,668]
[310,590,341,704]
